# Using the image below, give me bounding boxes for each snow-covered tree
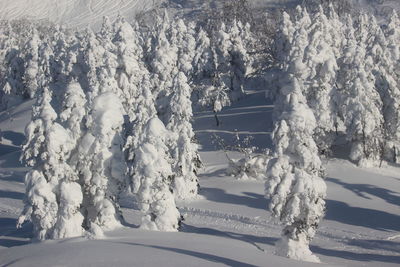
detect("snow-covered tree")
[19,87,84,240]
[268,11,295,101]
[192,27,213,82]
[340,32,384,166]
[212,20,248,102]
[76,91,125,236]
[82,29,106,103]
[382,11,400,162]
[167,72,199,200]
[98,16,115,51]
[113,17,148,117]
[149,12,179,123]
[198,47,231,126]
[265,53,326,262]
[60,81,87,143]
[133,117,181,231]
[302,6,339,154]
[18,88,58,240]
[23,29,41,98]
[1,24,25,108]
[226,19,248,101]
[274,12,295,68]
[125,76,157,193]
[170,19,196,77]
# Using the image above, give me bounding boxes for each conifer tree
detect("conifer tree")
[19,87,84,240]
[382,11,400,162]
[113,17,148,118]
[23,29,41,98]
[167,72,199,200]
[266,67,326,262]
[192,27,213,82]
[303,6,339,154]
[133,118,181,231]
[77,90,126,236]
[125,76,157,193]
[341,26,384,166]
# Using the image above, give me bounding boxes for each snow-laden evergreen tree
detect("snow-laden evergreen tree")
[51,81,88,239]
[98,16,115,51]
[50,25,74,84]
[19,87,84,240]
[226,18,248,101]
[149,11,179,123]
[125,76,157,193]
[75,34,126,235]
[198,47,231,126]
[293,5,311,32]
[268,11,295,101]
[325,2,345,58]
[339,22,384,167]
[167,72,199,200]
[18,87,59,240]
[36,41,54,92]
[265,66,326,262]
[212,20,248,102]
[360,13,400,164]
[385,11,400,65]
[82,29,105,103]
[237,20,255,72]
[274,12,295,68]
[22,29,41,98]
[192,27,213,82]
[302,6,339,155]
[382,11,400,162]
[133,117,181,231]
[273,23,308,119]
[1,22,24,108]
[170,19,196,77]
[60,81,87,144]
[77,90,126,236]
[113,16,148,118]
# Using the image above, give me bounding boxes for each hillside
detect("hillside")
[0,0,163,29]
[1,0,399,30]
[0,0,399,266]
[0,89,399,266]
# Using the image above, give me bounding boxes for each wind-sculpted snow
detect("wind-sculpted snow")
[0,0,163,29]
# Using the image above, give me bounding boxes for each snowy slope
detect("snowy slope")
[0,88,399,266]
[0,0,163,29]
[1,0,399,31]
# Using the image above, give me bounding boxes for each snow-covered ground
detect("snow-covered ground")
[0,86,399,266]
[0,0,163,29]
[1,0,399,31]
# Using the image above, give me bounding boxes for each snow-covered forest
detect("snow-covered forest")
[0,0,399,266]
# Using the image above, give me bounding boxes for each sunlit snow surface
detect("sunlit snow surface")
[0,88,399,266]
[0,0,161,29]
[0,0,399,30]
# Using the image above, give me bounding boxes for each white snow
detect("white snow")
[0,89,399,266]
[0,0,163,30]
[0,1,399,265]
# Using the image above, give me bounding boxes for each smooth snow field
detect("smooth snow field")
[0,86,399,266]
[0,0,161,29]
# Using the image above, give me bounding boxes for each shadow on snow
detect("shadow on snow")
[199,187,267,210]
[325,199,400,232]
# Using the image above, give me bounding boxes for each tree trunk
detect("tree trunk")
[214,111,220,127]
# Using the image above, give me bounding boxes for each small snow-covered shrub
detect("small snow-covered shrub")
[227,153,270,181]
[213,133,270,180]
